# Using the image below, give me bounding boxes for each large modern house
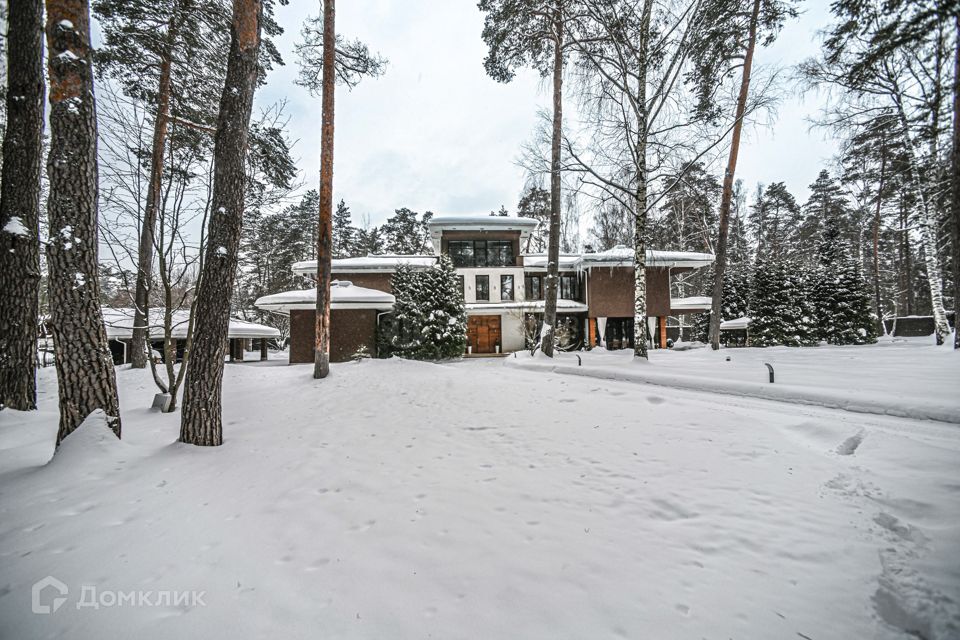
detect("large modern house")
[255,215,715,363]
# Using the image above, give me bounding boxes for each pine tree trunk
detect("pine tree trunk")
[951,15,960,348]
[540,1,564,358]
[179,0,262,446]
[44,0,122,443]
[131,17,177,369]
[632,1,652,360]
[708,0,760,351]
[314,0,335,379]
[0,0,45,411]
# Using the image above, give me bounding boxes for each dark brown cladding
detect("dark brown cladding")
[289,308,379,363]
[331,272,393,294]
[586,266,671,317]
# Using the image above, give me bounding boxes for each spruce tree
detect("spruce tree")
[750,256,794,347]
[389,258,467,360]
[412,256,468,360]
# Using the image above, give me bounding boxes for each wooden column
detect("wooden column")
[228,339,236,362]
[260,338,268,361]
[659,316,667,349]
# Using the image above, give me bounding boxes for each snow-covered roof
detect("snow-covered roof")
[670,296,713,312]
[520,254,582,271]
[254,281,396,314]
[292,255,437,276]
[427,215,540,230]
[581,246,715,268]
[522,247,715,271]
[720,316,751,330]
[466,299,589,313]
[102,308,280,340]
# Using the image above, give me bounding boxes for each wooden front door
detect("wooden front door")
[467,315,501,354]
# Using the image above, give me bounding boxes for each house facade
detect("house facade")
[255,215,714,363]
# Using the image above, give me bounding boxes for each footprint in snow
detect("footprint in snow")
[836,429,866,456]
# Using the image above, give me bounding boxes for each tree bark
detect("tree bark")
[540,1,564,358]
[130,16,178,369]
[314,0,335,378]
[873,146,886,334]
[0,0,45,411]
[632,0,652,360]
[179,0,262,446]
[44,0,122,443]
[708,0,760,351]
[951,15,960,348]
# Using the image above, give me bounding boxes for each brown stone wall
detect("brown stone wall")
[586,266,671,317]
[288,308,379,364]
[330,271,393,293]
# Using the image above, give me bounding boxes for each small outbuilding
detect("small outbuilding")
[254,281,396,364]
[102,307,281,364]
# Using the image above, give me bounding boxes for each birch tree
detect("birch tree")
[44,0,122,444]
[0,0,44,411]
[803,0,955,344]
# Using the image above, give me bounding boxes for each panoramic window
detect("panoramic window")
[447,240,514,267]
[501,275,514,301]
[448,241,475,267]
[475,275,489,301]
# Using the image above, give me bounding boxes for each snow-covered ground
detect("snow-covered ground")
[511,337,960,423]
[1,347,958,639]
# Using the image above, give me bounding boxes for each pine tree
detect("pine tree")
[0,0,45,410]
[180,0,263,447]
[749,182,802,259]
[332,199,357,258]
[44,0,122,444]
[382,208,433,254]
[480,0,572,357]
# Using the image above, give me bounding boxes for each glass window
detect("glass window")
[561,274,578,300]
[475,275,489,301]
[487,241,514,266]
[448,241,475,267]
[525,275,543,300]
[458,275,465,297]
[473,241,488,267]
[501,275,514,301]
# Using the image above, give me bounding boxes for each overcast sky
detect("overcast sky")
[257,0,838,229]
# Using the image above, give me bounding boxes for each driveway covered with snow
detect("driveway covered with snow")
[1,352,957,639]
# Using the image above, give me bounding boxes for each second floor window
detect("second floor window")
[561,274,578,300]
[476,275,490,301]
[448,240,515,267]
[501,275,514,301]
[524,274,543,300]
